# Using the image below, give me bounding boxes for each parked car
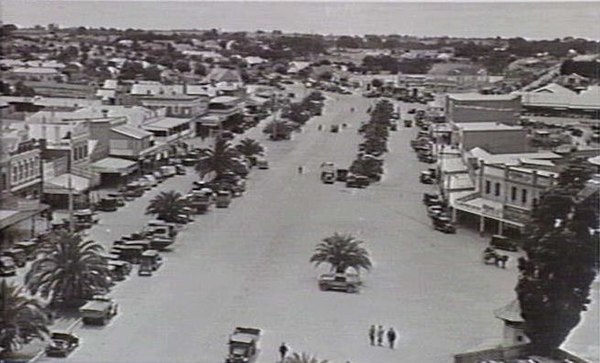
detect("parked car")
[256,158,269,169]
[0,256,17,276]
[97,197,119,212]
[142,174,159,188]
[490,235,518,251]
[107,192,126,206]
[13,241,38,261]
[432,215,456,234]
[318,273,360,293]
[79,296,118,325]
[45,332,79,357]
[2,248,26,267]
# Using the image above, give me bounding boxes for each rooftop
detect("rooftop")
[143,117,190,130]
[454,122,523,131]
[448,93,520,102]
[111,125,153,139]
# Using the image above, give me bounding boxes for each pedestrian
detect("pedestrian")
[298,166,303,174]
[318,124,322,131]
[368,325,376,345]
[387,327,397,349]
[376,325,384,346]
[279,342,288,362]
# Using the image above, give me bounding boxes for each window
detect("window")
[494,182,500,196]
[485,181,491,194]
[511,187,517,201]
[522,189,528,204]
[12,166,18,182]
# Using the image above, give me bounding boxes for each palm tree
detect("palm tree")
[25,230,111,306]
[285,352,329,363]
[235,138,264,163]
[0,280,49,357]
[310,233,372,274]
[195,137,239,179]
[263,120,291,140]
[146,190,187,222]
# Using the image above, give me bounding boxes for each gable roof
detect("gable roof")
[111,125,152,139]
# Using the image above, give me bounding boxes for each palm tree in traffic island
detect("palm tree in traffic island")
[285,352,329,363]
[195,137,239,179]
[25,230,112,308]
[146,190,188,223]
[0,280,49,359]
[235,138,264,165]
[310,233,372,274]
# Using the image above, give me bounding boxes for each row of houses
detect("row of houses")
[0,75,271,245]
[429,93,599,236]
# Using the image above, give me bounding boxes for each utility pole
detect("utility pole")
[68,137,74,234]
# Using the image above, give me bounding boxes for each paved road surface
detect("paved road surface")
[44,93,525,363]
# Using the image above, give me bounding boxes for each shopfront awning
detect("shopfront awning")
[91,157,138,176]
[453,197,524,228]
[43,173,90,195]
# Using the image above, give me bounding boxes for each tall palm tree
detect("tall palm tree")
[25,230,111,306]
[263,120,291,140]
[0,280,49,356]
[310,233,372,274]
[146,190,187,223]
[195,137,239,179]
[285,352,329,363]
[235,138,264,161]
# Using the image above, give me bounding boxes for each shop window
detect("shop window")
[485,180,491,194]
[494,182,500,196]
[522,189,528,204]
[511,187,517,201]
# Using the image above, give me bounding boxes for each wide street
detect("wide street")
[46,92,523,363]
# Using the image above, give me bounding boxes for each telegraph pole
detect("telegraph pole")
[68,137,74,233]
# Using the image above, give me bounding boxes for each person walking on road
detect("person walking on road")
[387,327,397,349]
[369,325,376,345]
[279,342,288,362]
[298,166,303,174]
[376,325,384,346]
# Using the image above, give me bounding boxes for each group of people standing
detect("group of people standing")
[369,325,396,349]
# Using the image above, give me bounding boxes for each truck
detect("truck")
[215,190,233,208]
[225,327,261,363]
[187,189,213,214]
[159,165,177,178]
[318,273,360,293]
[320,162,336,184]
[79,297,118,325]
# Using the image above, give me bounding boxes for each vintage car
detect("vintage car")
[226,327,261,363]
[45,332,79,357]
[490,235,519,252]
[318,273,361,293]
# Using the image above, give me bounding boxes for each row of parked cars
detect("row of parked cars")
[43,162,195,358]
[97,165,186,212]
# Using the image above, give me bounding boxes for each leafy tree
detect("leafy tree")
[235,138,264,159]
[0,281,49,357]
[143,65,162,81]
[174,60,191,73]
[25,231,111,306]
[194,63,207,76]
[516,161,599,355]
[263,120,292,140]
[371,78,383,88]
[195,137,239,179]
[310,233,372,274]
[285,352,329,363]
[13,81,35,97]
[146,190,188,223]
[336,35,363,49]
